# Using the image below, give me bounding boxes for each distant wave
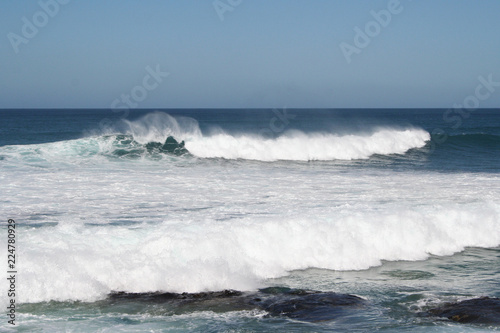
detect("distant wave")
[0,112,431,163]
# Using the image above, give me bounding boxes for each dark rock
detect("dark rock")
[107,287,366,322]
[145,136,188,156]
[428,297,500,325]
[254,287,366,322]
[161,136,188,155]
[109,289,243,302]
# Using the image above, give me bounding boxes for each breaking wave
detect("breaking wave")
[185,128,430,161]
[9,203,500,303]
[0,112,431,163]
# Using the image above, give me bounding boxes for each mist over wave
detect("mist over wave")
[111,112,202,144]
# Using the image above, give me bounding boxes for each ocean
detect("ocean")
[0,108,499,332]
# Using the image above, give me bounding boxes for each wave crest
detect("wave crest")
[186,128,430,161]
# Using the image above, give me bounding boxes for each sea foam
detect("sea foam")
[7,202,500,303]
[185,128,430,161]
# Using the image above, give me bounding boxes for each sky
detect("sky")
[1,0,500,109]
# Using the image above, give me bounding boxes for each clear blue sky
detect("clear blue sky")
[1,0,500,109]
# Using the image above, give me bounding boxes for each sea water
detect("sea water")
[0,109,499,332]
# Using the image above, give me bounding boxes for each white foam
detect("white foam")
[185,128,430,161]
[3,202,498,303]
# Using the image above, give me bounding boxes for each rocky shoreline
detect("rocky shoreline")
[107,288,500,326]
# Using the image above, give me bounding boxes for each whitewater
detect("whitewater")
[0,109,499,332]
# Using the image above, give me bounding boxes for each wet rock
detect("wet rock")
[108,289,250,313]
[109,289,243,302]
[107,287,366,322]
[145,136,188,155]
[253,287,366,322]
[161,136,188,155]
[428,297,500,325]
